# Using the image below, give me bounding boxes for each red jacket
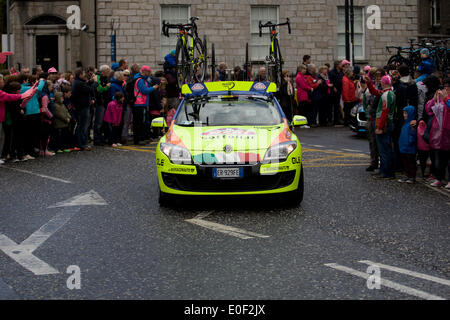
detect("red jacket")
[0,90,22,122]
[342,76,356,103]
[305,75,321,91]
[296,72,312,103]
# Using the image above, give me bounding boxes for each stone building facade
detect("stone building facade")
[9,0,95,72]
[9,0,436,74]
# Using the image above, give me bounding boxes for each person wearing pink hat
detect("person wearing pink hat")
[132,65,159,145]
[341,59,351,72]
[342,67,356,126]
[47,67,59,82]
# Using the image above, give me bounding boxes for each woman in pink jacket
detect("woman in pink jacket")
[0,75,37,164]
[296,65,313,128]
[424,81,450,188]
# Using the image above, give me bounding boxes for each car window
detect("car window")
[175,97,283,126]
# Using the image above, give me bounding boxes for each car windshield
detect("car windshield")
[175,96,283,126]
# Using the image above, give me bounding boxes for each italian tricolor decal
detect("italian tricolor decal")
[193,152,261,164]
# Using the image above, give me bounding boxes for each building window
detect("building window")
[160,5,190,59]
[250,6,278,61]
[430,0,440,26]
[337,6,365,60]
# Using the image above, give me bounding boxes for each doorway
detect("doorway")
[36,35,59,72]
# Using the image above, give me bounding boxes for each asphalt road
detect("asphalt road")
[0,126,449,300]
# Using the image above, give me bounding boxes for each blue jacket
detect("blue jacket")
[109,77,124,100]
[418,57,435,76]
[20,80,45,116]
[399,106,417,154]
[133,73,155,107]
[164,53,175,68]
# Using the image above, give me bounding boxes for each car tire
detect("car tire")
[159,190,172,207]
[284,165,304,206]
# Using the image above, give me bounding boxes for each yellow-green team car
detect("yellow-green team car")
[152,81,307,206]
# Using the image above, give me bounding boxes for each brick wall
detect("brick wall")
[10,0,419,73]
[97,0,418,74]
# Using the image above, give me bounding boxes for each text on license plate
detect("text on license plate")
[213,168,243,178]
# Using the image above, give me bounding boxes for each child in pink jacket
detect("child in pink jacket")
[104,92,124,147]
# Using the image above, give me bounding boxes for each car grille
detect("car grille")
[162,170,296,192]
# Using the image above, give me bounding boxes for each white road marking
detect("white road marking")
[48,190,107,208]
[311,145,324,148]
[0,233,60,275]
[419,181,450,198]
[324,263,445,300]
[186,218,270,240]
[0,191,107,275]
[192,211,214,220]
[186,211,270,240]
[359,260,450,287]
[0,167,72,184]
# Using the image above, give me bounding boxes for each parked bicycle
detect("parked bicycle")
[386,37,450,75]
[386,38,421,74]
[258,18,291,88]
[162,17,207,88]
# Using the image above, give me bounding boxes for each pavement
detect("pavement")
[0,126,449,300]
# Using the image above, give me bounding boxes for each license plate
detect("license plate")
[213,168,243,178]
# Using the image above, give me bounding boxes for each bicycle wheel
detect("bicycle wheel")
[175,40,189,88]
[210,43,216,81]
[193,36,207,83]
[272,38,283,88]
[244,42,250,81]
[387,55,407,68]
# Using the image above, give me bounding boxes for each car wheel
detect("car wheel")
[158,190,172,207]
[284,165,304,206]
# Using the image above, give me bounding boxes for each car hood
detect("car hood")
[170,125,284,152]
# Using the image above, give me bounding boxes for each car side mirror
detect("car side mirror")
[292,115,307,126]
[151,117,167,128]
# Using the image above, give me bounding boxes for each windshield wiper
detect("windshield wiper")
[178,120,206,127]
[247,96,273,103]
[186,95,211,121]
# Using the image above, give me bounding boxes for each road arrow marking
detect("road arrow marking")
[0,191,107,275]
[48,190,107,208]
[186,211,270,240]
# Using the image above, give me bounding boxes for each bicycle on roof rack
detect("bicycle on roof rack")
[258,18,291,89]
[162,16,207,88]
[243,42,251,81]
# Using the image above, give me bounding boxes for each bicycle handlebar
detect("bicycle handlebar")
[258,18,291,37]
[162,20,196,38]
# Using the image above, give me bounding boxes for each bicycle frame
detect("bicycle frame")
[258,18,291,86]
[162,17,207,86]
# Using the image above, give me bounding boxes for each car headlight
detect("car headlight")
[160,143,192,164]
[263,141,297,163]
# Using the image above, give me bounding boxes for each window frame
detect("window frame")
[337,6,366,61]
[430,0,441,27]
[160,5,191,60]
[250,5,279,62]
